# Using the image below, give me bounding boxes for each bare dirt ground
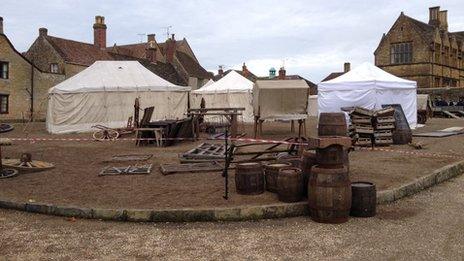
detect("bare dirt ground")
[0,173,463,259]
[0,117,462,209]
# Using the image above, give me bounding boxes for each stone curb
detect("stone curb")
[0,160,463,222]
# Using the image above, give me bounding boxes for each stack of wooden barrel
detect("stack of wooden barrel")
[308,112,352,223]
[235,158,306,203]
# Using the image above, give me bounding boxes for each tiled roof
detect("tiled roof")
[109,52,187,86]
[45,36,113,66]
[321,72,345,82]
[175,50,211,79]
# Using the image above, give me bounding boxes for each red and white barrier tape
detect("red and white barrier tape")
[3,136,463,160]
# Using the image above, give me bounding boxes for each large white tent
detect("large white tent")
[191,70,254,122]
[47,61,190,134]
[318,62,417,128]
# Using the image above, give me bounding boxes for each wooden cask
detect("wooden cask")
[350,182,376,217]
[308,166,351,223]
[318,113,348,136]
[301,151,317,197]
[263,162,292,193]
[235,163,264,195]
[277,167,304,203]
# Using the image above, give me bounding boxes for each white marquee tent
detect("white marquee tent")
[191,70,254,122]
[318,62,417,128]
[47,61,191,134]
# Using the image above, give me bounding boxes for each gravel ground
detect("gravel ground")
[1,174,463,259]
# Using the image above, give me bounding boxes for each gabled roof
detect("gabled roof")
[175,50,211,79]
[108,52,187,86]
[321,72,345,82]
[0,33,47,73]
[45,35,113,66]
[193,70,253,93]
[214,69,258,82]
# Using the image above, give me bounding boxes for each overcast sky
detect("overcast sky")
[1,0,463,82]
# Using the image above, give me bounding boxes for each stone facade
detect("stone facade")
[375,7,464,89]
[0,33,64,121]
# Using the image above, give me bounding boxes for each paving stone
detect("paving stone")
[0,199,25,211]
[93,208,126,221]
[213,208,241,221]
[52,206,93,218]
[126,209,152,222]
[25,203,55,214]
[377,189,394,204]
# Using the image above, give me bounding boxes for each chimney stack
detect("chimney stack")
[39,27,48,37]
[218,65,224,76]
[242,63,249,77]
[438,10,448,31]
[147,34,155,42]
[344,62,351,73]
[278,67,286,80]
[0,17,3,34]
[166,34,176,63]
[93,15,107,49]
[429,6,440,27]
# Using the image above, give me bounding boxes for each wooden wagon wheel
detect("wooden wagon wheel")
[92,129,120,141]
[0,124,14,133]
[0,168,19,179]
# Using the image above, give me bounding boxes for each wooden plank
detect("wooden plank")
[443,110,461,119]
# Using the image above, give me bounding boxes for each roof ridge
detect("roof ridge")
[46,35,96,47]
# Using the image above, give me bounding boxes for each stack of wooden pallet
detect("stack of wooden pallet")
[373,107,395,146]
[348,107,395,147]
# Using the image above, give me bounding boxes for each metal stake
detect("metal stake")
[223,129,229,200]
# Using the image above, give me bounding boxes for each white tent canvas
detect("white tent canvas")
[47,61,191,134]
[318,62,417,128]
[191,70,254,122]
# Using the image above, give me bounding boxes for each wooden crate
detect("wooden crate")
[374,137,393,146]
[376,116,396,124]
[355,137,372,146]
[375,122,395,130]
[374,130,392,138]
[351,116,372,125]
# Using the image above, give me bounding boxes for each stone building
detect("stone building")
[374,6,464,89]
[0,17,64,121]
[25,16,211,88]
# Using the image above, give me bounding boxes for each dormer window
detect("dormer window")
[390,42,412,64]
[50,63,59,73]
[0,61,9,79]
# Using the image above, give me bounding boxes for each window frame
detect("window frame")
[390,42,413,65]
[0,61,9,80]
[0,94,9,114]
[50,63,59,74]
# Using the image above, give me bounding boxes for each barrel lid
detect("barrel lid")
[266,163,290,168]
[351,181,374,187]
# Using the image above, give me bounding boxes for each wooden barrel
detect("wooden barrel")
[263,162,292,193]
[301,151,317,197]
[235,163,264,195]
[350,182,376,217]
[279,157,302,168]
[308,166,351,223]
[277,167,304,203]
[318,113,348,136]
[315,145,349,168]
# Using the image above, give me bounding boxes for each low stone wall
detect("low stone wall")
[1,160,463,222]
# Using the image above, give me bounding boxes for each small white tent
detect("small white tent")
[318,62,417,128]
[202,79,215,87]
[47,61,190,134]
[191,70,254,122]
